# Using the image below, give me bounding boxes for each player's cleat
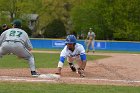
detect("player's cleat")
[69,63,76,72]
[31,71,40,77]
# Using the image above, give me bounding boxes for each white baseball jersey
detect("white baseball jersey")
[58,43,87,68]
[0,28,35,71]
[60,43,85,58]
[0,28,32,49]
[87,31,95,40]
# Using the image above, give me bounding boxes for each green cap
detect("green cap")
[12,19,22,27]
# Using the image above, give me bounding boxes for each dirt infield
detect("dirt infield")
[0,50,140,86]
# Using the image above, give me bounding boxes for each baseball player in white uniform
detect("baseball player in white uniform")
[86,28,96,53]
[56,35,87,77]
[0,19,39,77]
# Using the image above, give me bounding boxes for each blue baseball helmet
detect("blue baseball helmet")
[65,35,77,44]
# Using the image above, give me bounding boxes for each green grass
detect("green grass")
[0,51,140,93]
[96,50,140,54]
[34,48,140,54]
[0,53,109,68]
[0,82,139,93]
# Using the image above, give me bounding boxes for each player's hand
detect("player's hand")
[55,72,61,75]
[55,67,62,75]
[28,48,32,51]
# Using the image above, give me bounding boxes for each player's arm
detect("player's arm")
[25,33,33,51]
[26,39,33,51]
[93,32,96,39]
[25,41,32,51]
[77,53,87,77]
[79,46,87,70]
[86,35,89,40]
[0,31,6,46]
[56,56,65,75]
[56,48,67,75]
[80,53,87,69]
[86,32,90,39]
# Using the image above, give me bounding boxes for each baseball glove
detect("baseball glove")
[89,36,93,40]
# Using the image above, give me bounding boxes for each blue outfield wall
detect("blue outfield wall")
[30,39,140,52]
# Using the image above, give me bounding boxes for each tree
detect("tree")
[71,0,103,39]
[71,0,140,41]
[43,19,66,38]
[39,0,75,35]
[112,0,140,41]
[0,0,44,36]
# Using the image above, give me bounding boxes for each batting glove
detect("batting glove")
[78,68,85,77]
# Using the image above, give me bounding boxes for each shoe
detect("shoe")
[69,63,76,72]
[31,71,40,77]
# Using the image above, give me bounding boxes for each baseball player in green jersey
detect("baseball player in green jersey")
[0,19,39,77]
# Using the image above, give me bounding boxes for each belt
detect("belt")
[5,40,21,43]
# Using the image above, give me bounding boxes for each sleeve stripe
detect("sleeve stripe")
[80,53,87,61]
[59,56,65,63]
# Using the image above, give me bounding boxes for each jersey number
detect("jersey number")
[9,30,22,37]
